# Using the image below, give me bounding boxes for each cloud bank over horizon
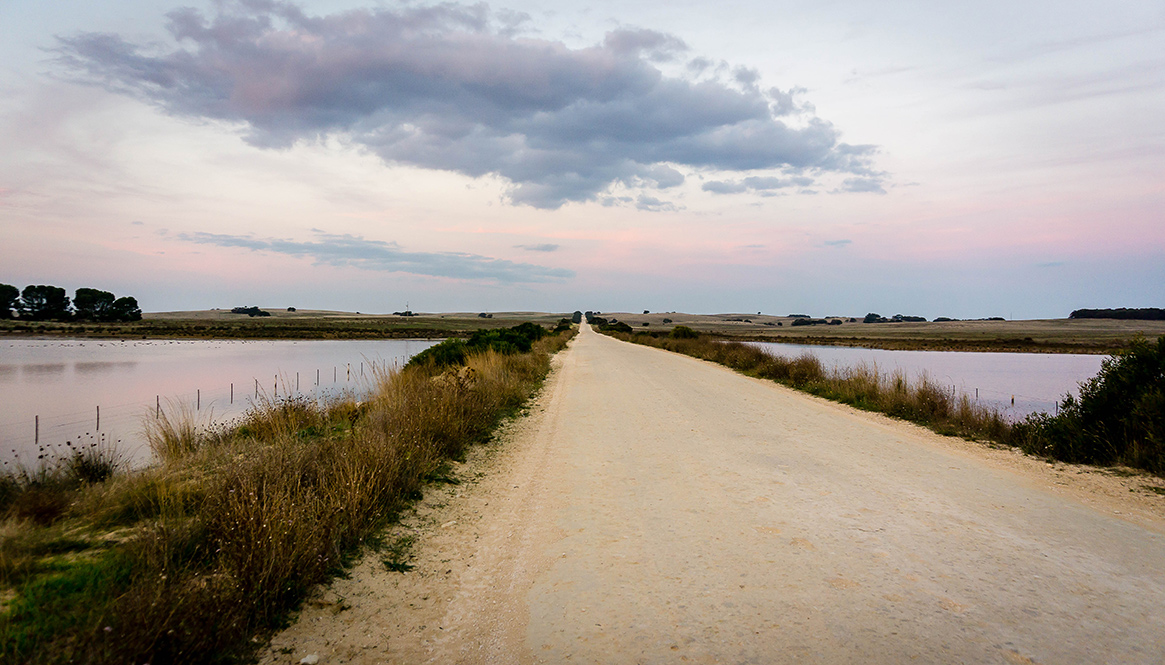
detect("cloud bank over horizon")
[178,230,575,283]
[55,0,883,209]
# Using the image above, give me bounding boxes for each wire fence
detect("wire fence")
[2,358,403,468]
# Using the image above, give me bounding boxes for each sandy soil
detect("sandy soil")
[263,324,1165,665]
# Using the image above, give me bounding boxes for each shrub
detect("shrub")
[1014,336,1165,473]
[669,325,699,339]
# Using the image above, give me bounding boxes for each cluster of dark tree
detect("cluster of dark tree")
[393,310,416,317]
[0,283,141,322]
[1015,335,1165,474]
[477,312,494,319]
[791,318,843,327]
[571,311,583,324]
[1069,308,1165,321]
[230,306,271,317]
[406,322,553,368]
[585,312,633,334]
[863,313,928,323]
[583,311,604,324]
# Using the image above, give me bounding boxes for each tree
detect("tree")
[0,283,17,319]
[18,285,71,321]
[110,296,142,322]
[74,288,116,321]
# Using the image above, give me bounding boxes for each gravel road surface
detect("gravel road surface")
[266,323,1165,664]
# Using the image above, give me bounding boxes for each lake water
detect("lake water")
[747,342,1106,420]
[0,338,439,467]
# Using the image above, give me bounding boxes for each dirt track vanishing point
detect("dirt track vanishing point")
[267,323,1165,664]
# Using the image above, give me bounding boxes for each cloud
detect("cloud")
[835,177,887,194]
[514,243,559,252]
[55,1,882,209]
[703,174,816,195]
[635,194,677,212]
[823,239,852,247]
[177,230,574,282]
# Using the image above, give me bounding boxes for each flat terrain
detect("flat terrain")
[2,308,1160,352]
[265,325,1165,664]
[0,310,570,340]
[598,311,1165,353]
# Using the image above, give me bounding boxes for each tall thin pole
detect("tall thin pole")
[230,383,234,404]
[35,415,39,445]
[157,395,160,419]
[96,406,100,431]
[197,389,200,410]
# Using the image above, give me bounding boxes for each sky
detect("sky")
[1,0,1162,318]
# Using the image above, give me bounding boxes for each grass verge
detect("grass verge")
[1,326,574,664]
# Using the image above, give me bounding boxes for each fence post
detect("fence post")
[231,383,233,404]
[97,405,100,431]
[35,415,39,445]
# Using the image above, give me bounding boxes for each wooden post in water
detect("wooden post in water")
[296,372,299,391]
[157,395,160,419]
[316,368,320,386]
[334,366,337,382]
[35,415,39,445]
[347,363,351,381]
[230,383,233,404]
[361,362,364,377]
[255,378,259,398]
[96,406,100,431]
[197,389,200,411]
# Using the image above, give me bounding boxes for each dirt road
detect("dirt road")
[266,323,1165,664]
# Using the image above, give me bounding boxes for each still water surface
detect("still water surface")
[748,342,1105,420]
[0,338,439,466]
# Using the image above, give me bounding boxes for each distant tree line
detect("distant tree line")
[863,313,928,323]
[231,306,271,317]
[1069,308,1165,321]
[0,283,141,322]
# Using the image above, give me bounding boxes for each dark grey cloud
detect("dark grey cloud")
[56,0,883,208]
[514,243,559,252]
[178,230,573,282]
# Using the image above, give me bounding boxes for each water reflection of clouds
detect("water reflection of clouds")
[22,363,67,376]
[75,361,138,375]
